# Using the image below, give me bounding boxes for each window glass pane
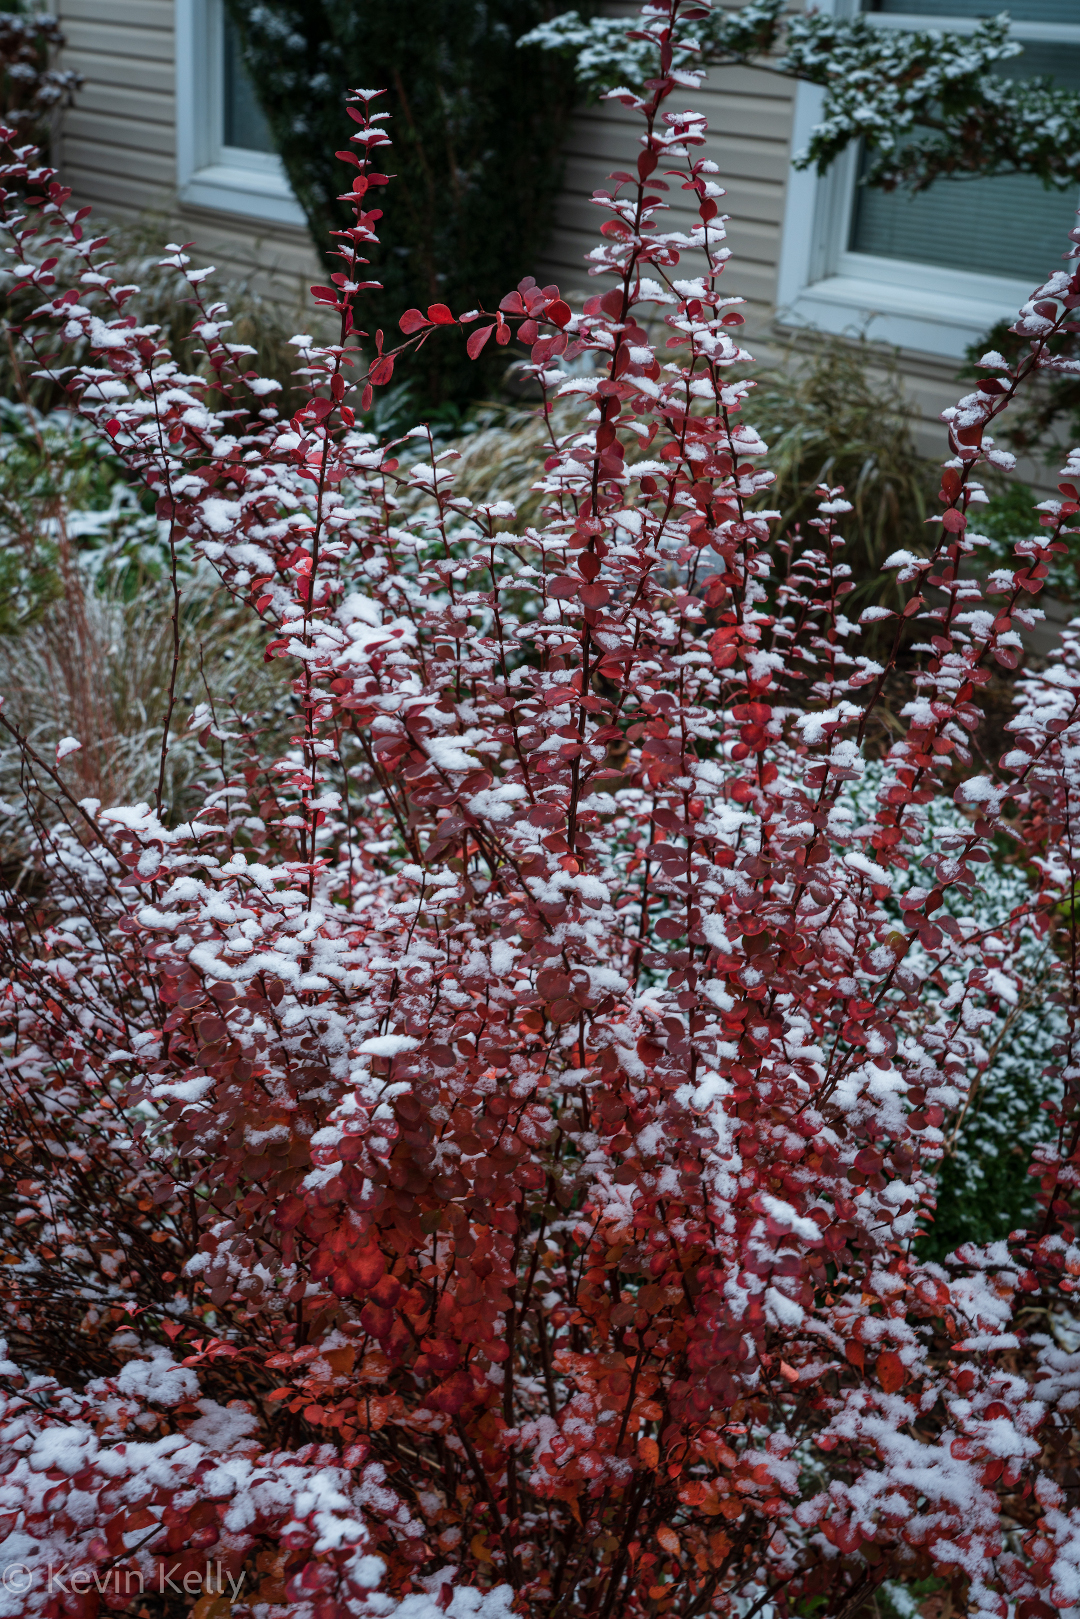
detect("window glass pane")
[867,2,1075,19]
[848,40,1080,282]
[223,14,274,154]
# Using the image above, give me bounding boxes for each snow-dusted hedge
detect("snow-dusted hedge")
[0,3,1079,1617]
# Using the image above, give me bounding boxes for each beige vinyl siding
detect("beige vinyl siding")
[55,0,174,218]
[538,0,794,311]
[47,4,1026,482]
[538,62,1024,480]
[540,63,795,325]
[53,0,322,311]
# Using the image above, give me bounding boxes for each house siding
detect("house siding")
[48,3,1002,473]
[53,0,322,314]
[540,63,795,327]
[535,68,989,472]
[51,5,797,328]
[537,67,1028,475]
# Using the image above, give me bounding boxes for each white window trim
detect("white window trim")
[775,4,1080,360]
[175,0,307,229]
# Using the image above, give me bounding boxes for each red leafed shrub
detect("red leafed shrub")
[1,2,1080,1616]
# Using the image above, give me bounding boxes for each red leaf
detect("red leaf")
[547,298,572,328]
[427,303,456,325]
[467,324,495,360]
[273,1194,306,1231]
[349,1244,386,1289]
[876,1350,906,1393]
[709,626,740,668]
[548,576,578,599]
[428,1368,472,1414]
[639,1436,659,1468]
[399,308,430,334]
[369,356,394,387]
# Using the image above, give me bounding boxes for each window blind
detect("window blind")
[868,1,1075,20]
[850,19,1080,283]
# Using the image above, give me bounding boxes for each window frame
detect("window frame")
[175,0,306,228]
[775,1,1080,358]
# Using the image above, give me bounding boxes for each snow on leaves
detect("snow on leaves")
[0,2,1078,1617]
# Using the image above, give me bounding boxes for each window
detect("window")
[222,15,274,155]
[175,0,305,228]
[775,0,1080,358]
